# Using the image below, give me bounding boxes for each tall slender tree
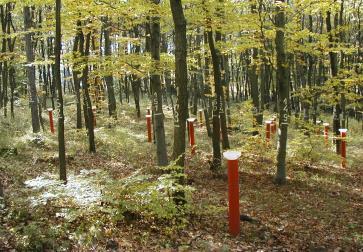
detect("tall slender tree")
[170,0,188,168]
[275,0,289,185]
[103,16,117,118]
[150,0,168,166]
[326,8,341,154]
[55,0,66,182]
[23,6,40,133]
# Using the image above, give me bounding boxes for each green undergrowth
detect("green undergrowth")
[0,97,362,250]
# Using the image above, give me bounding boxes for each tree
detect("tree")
[150,0,168,166]
[207,30,222,171]
[23,6,41,133]
[55,0,66,182]
[103,16,117,118]
[275,0,289,185]
[326,7,341,154]
[170,0,188,168]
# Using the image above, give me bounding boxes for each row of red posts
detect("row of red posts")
[266,119,348,168]
[46,106,349,237]
[265,116,277,144]
[322,123,347,168]
[145,108,198,155]
[47,106,98,134]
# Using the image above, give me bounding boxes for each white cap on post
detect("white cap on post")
[146,115,152,118]
[339,128,347,133]
[265,120,272,124]
[223,151,241,161]
[323,123,329,127]
[47,108,53,112]
[187,118,196,123]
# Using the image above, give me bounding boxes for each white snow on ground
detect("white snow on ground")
[25,169,104,207]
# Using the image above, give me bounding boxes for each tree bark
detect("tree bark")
[55,0,67,182]
[103,17,117,118]
[275,0,289,185]
[326,10,341,154]
[207,30,222,170]
[150,0,168,166]
[170,0,188,168]
[23,6,40,133]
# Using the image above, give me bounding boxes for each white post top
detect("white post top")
[92,106,97,110]
[339,128,348,133]
[323,123,329,126]
[265,120,272,124]
[187,118,196,122]
[223,151,241,161]
[316,120,321,124]
[198,109,203,112]
[146,115,152,118]
[47,108,53,112]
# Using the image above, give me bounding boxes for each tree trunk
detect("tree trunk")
[103,17,117,118]
[207,30,223,170]
[326,10,341,154]
[81,31,96,152]
[24,6,40,133]
[150,0,168,166]
[170,0,188,168]
[55,0,67,182]
[73,22,83,129]
[275,0,289,185]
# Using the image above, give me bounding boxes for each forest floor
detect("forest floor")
[0,97,362,251]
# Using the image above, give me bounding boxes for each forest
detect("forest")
[0,0,362,250]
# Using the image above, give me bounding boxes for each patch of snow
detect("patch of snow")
[25,169,105,208]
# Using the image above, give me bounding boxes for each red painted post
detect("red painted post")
[146,115,152,142]
[198,109,204,127]
[187,118,196,154]
[92,106,97,127]
[270,119,275,135]
[47,108,55,134]
[272,116,277,134]
[323,123,329,146]
[223,151,241,237]
[339,129,347,168]
[265,120,271,144]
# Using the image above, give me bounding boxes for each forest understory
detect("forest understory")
[0,99,362,251]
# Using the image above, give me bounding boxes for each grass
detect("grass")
[0,97,362,251]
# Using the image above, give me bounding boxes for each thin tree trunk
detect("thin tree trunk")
[150,0,168,166]
[103,17,117,118]
[24,6,40,133]
[275,0,289,185]
[170,0,188,168]
[55,0,66,182]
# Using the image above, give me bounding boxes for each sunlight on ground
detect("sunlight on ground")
[25,169,105,207]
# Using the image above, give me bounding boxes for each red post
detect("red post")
[92,106,97,127]
[265,120,271,143]
[323,123,329,146]
[339,129,347,168]
[272,116,277,134]
[187,118,196,154]
[270,119,275,135]
[47,108,55,134]
[223,151,241,236]
[198,109,204,127]
[146,115,152,142]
